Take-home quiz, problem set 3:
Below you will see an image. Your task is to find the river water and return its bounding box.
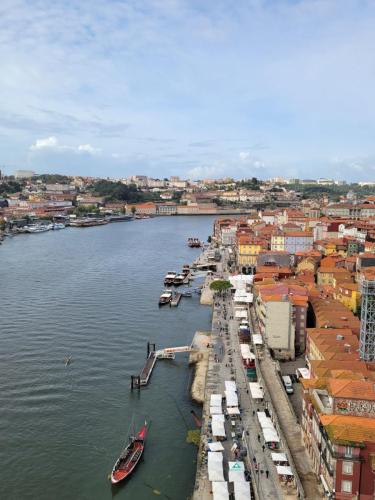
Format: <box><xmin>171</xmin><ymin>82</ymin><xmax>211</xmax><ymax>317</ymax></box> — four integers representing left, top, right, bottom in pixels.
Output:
<box><xmin>0</xmin><ymin>216</ymin><xmax>215</xmax><ymax>500</ymax></box>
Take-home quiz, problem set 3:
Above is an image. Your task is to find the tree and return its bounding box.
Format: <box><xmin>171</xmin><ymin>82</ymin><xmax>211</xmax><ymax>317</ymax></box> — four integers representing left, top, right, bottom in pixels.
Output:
<box><xmin>209</xmin><ymin>279</ymin><xmax>232</xmax><ymax>294</ymax></box>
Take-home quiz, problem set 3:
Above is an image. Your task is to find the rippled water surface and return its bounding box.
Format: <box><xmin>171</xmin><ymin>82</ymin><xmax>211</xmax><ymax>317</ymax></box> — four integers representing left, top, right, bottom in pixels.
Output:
<box><xmin>0</xmin><ymin>216</ymin><xmax>215</xmax><ymax>500</ymax></box>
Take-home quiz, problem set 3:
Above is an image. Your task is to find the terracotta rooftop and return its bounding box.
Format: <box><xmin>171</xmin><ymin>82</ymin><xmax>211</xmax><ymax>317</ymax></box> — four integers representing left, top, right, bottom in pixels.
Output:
<box><xmin>321</xmin><ymin>414</ymin><xmax>375</xmax><ymax>445</ymax></box>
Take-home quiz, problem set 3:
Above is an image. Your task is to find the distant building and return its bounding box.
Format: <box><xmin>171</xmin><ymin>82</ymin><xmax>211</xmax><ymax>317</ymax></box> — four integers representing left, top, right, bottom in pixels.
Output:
<box><xmin>14</xmin><ymin>169</ymin><xmax>35</xmax><ymax>179</ymax></box>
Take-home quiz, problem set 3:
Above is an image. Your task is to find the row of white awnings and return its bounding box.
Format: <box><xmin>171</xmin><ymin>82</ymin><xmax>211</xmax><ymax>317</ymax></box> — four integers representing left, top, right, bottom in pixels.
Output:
<box><xmin>249</xmin><ymin>382</ymin><xmax>264</xmax><ymax>400</ymax></box>
<box><xmin>240</xmin><ymin>344</ymin><xmax>256</xmax><ymax>361</ymax></box>
<box><xmin>257</xmin><ymin>411</ymin><xmax>280</xmax><ymax>443</ymax></box>
<box><xmin>212</xmin><ymin>481</ymin><xmax>252</xmax><ymax>500</ymax></box>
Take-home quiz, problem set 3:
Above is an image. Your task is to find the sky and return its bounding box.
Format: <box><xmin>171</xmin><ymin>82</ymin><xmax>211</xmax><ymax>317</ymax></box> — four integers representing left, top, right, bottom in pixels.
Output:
<box><xmin>1</xmin><ymin>0</ymin><xmax>375</xmax><ymax>181</ymax></box>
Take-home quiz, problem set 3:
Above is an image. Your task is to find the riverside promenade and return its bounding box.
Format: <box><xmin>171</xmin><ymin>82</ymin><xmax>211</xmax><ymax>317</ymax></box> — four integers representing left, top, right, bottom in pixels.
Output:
<box><xmin>192</xmin><ymin>247</ymin><xmax>284</xmax><ymax>500</ymax></box>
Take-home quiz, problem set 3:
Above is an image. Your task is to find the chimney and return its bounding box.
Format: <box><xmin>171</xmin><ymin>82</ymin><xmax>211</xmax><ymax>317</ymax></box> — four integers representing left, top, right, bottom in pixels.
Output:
<box><xmin>344</xmin><ymin>344</ymin><xmax>351</xmax><ymax>353</ymax></box>
<box><xmin>336</xmin><ymin>334</ymin><xmax>344</xmax><ymax>341</ymax></box>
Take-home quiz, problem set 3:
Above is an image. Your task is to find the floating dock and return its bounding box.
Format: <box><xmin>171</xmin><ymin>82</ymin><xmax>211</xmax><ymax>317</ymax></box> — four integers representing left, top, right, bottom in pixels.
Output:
<box><xmin>131</xmin><ymin>343</ymin><xmax>192</xmax><ymax>390</ymax></box>
<box><xmin>131</xmin><ymin>342</ymin><xmax>157</xmax><ymax>389</ymax></box>
<box><xmin>171</xmin><ymin>293</ymin><xmax>182</xmax><ymax>307</ymax></box>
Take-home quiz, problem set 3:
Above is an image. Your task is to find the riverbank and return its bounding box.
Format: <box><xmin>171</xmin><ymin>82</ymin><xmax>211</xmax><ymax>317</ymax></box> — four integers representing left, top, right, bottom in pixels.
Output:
<box><xmin>189</xmin><ymin>331</ymin><xmax>212</xmax><ymax>403</ymax></box>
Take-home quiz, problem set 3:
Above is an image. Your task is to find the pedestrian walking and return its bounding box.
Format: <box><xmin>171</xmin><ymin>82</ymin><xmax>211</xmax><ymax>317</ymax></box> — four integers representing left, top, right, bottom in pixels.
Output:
<box><xmin>252</xmin><ymin>457</ymin><xmax>256</xmax><ymax>464</ymax></box>
<box><xmin>252</xmin><ymin>410</ymin><xmax>255</xmax><ymax>416</ymax></box>
<box><xmin>260</xmin><ymin>469</ymin><xmax>264</xmax><ymax>475</ymax></box>
<box><xmin>262</xmin><ymin>444</ymin><xmax>265</xmax><ymax>452</ymax></box>
<box><xmin>266</xmin><ymin>470</ymin><xmax>269</xmax><ymax>478</ymax></box>
<box><xmin>257</xmin><ymin>434</ymin><xmax>260</xmax><ymax>442</ymax></box>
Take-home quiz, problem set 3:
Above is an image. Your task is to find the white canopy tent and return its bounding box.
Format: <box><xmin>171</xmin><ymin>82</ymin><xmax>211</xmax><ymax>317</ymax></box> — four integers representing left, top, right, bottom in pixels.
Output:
<box><xmin>208</xmin><ymin>452</ymin><xmax>225</xmax><ymax>481</ymax></box>
<box><xmin>228</xmin><ymin>462</ymin><xmax>246</xmax><ymax>482</ymax></box>
<box><xmin>233</xmin><ymin>481</ymin><xmax>252</xmax><ymax>500</ymax></box>
<box><xmin>210</xmin><ymin>406</ymin><xmax>223</xmax><ymax>415</ymax></box>
<box><xmin>208</xmin><ymin>442</ymin><xmax>224</xmax><ymax>452</ymax></box>
<box><xmin>240</xmin><ymin>344</ymin><xmax>255</xmax><ymax>361</ymax></box>
<box><xmin>249</xmin><ymin>382</ymin><xmax>264</xmax><ymax>400</ymax></box>
<box><xmin>211</xmin><ymin>394</ymin><xmax>223</xmax><ymax>406</ymax></box>
<box><xmin>252</xmin><ymin>334</ymin><xmax>263</xmax><ymax>345</ymax></box>
<box><xmin>235</xmin><ymin>309</ymin><xmax>248</xmax><ymax>320</ymax></box>
<box><xmin>229</xmin><ymin>274</ymin><xmax>254</xmax><ymax>290</ymax></box>
<box><xmin>225</xmin><ymin>391</ymin><xmax>239</xmax><ymax>407</ymax></box>
<box><xmin>212</xmin><ymin>481</ymin><xmax>229</xmax><ymax>500</ymax></box>
<box><xmin>225</xmin><ymin>381</ymin><xmax>237</xmax><ymax>392</ymax></box>
<box><xmin>271</xmin><ymin>452</ymin><xmax>288</xmax><ymax>463</ymax></box>
<box><xmin>212</xmin><ymin>414</ymin><xmax>226</xmax><ymax>438</ymax></box>
<box><xmin>226</xmin><ymin>407</ymin><xmax>240</xmax><ymax>415</ymax></box>
<box><xmin>263</xmin><ymin>427</ymin><xmax>280</xmax><ymax>443</ymax></box>
<box><xmin>233</xmin><ymin>290</ymin><xmax>253</xmax><ymax>304</ymax></box>
<box><xmin>276</xmin><ymin>465</ymin><xmax>294</xmax><ymax>476</ymax></box>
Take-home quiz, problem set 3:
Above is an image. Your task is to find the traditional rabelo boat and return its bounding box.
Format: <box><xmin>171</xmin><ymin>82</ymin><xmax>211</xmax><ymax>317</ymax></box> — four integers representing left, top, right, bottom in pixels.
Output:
<box><xmin>110</xmin><ymin>420</ymin><xmax>148</xmax><ymax>485</ymax></box>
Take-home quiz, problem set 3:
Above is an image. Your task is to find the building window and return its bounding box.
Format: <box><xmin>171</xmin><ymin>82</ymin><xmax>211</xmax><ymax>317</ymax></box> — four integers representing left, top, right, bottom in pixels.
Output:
<box><xmin>344</xmin><ymin>446</ymin><xmax>352</xmax><ymax>457</ymax></box>
<box><xmin>341</xmin><ymin>480</ymin><xmax>352</xmax><ymax>493</ymax></box>
<box><xmin>342</xmin><ymin>461</ymin><xmax>353</xmax><ymax>475</ymax></box>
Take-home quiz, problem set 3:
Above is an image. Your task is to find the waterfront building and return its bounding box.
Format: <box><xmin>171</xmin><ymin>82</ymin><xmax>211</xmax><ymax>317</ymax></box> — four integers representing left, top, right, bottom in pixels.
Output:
<box><xmin>128</xmin><ymin>202</ymin><xmax>157</xmax><ymax>215</ymax></box>
<box><xmin>301</xmin><ymin>376</ymin><xmax>375</xmax><ymax>499</ymax></box>
<box><xmin>156</xmin><ymin>202</ymin><xmax>177</xmax><ymax>215</ymax></box>
<box><xmin>236</xmin><ymin>235</ymin><xmax>265</xmax><ymax>269</ymax></box>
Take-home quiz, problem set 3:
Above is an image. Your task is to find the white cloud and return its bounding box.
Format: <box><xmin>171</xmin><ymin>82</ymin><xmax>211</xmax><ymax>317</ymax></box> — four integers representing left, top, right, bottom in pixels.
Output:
<box><xmin>30</xmin><ymin>136</ymin><xmax>101</xmax><ymax>155</ymax></box>
<box><xmin>30</xmin><ymin>136</ymin><xmax>59</xmax><ymax>150</ymax></box>
<box><xmin>239</xmin><ymin>151</ymin><xmax>250</xmax><ymax>161</ymax></box>
<box><xmin>77</xmin><ymin>144</ymin><xmax>101</xmax><ymax>154</ymax></box>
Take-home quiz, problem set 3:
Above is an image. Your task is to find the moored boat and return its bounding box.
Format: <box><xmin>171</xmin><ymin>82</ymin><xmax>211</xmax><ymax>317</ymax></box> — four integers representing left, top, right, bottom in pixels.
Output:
<box><xmin>24</xmin><ymin>224</ymin><xmax>51</xmax><ymax>233</ymax></box>
<box><xmin>182</xmin><ymin>264</ymin><xmax>190</xmax><ymax>276</ymax></box>
<box><xmin>111</xmin><ymin>421</ymin><xmax>148</xmax><ymax>485</ymax></box>
<box><xmin>159</xmin><ymin>290</ymin><xmax>172</xmax><ymax>305</ymax></box>
<box><xmin>107</xmin><ymin>215</ymin><xmax>134</xmax><ymax>222</ymax></box>
<box><xmin>164</xmin><ymin>272</ymin><xmax>177</xmax><ymax>286</ymax></box>
<box><xmin>187</xmin><ymin>237</ymin><xmax>202</xmax><ymax>248</ymax></box>
<box><xmin>52</xmin><ymin>222</ymin><xmax>66</xmax><ymax>230</ymax></box>
<box><xmin>173</xmin><ymin>274</ymin><xmax>185</xmax><ymax>286</ymax></box>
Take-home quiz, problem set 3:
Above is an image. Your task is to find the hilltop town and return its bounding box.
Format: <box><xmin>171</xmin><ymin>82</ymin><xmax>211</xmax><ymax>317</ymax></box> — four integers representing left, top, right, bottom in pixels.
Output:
<box><xmin>0</xmin><ymin>170</ymin><xmax>374</xmax><ymax>227</ymax></box>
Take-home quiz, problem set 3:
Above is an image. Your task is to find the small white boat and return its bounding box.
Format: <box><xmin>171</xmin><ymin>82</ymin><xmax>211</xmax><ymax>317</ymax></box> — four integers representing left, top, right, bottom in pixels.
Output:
<box><xmin>53</xmin><ymin>223</ymin><xmax>66</xmax><ymax>230</ymax></box>
<box><xmin>159</xmin><ymin>290</ymin><xmax>173</xmax><ymax>305</ymax></box>
<box><xmin>24</xmin><ymin>224</ymin><xmax>51</xmax><ymax>233</ymax></box>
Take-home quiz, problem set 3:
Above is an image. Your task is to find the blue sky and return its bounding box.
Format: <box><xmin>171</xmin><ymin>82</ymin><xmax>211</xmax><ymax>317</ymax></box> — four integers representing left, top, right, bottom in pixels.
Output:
<box><xmin>1</xmin><ymin>0</ymin><xmax>375</xmax><ymax>181</ymax></box>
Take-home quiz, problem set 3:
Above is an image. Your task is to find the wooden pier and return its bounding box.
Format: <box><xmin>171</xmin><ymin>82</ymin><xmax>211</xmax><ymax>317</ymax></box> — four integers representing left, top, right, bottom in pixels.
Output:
<box><xmin>131</xmin><ymin>342</ymin><xmax>157</xmax><ymax>390</ymax></box>
<box><xmin>170</xmin><ymin>292</ymin><xmax>182</xmax><ymax>307</ymax></box>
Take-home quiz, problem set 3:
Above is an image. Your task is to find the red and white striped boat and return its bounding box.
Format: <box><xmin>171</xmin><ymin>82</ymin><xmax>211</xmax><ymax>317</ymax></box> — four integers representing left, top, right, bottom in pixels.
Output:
<box><xmin>110</xmin><ymin>421</ymin><xmax>148</xmax><ymax>485</ymax></box>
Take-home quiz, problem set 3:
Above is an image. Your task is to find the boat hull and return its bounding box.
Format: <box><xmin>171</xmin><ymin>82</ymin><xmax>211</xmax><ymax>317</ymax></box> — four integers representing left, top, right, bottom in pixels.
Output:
<box><xmin>111</xmin><ymin>423</ymin><xmax>147</xmax><ymax>485</ymax></box>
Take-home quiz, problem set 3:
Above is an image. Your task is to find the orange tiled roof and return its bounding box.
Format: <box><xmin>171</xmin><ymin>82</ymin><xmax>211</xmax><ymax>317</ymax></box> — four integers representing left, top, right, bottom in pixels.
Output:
<box><xmin>328</xmin><ymin>379</ymin><xmax>375</xmax><ymax>400</ymax></box>
<box><xmin>321</xmin><ymin>414</ymin><xmax>375</xmax><ymax>445</ymax></box>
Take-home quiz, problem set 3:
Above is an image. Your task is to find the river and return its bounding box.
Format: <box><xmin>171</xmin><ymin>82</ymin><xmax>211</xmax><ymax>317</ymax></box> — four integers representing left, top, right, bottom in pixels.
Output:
<box><xmin>0</xmin><ymin>216</ymin><xmax>215</xmax><ymax>500</ymax></box>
